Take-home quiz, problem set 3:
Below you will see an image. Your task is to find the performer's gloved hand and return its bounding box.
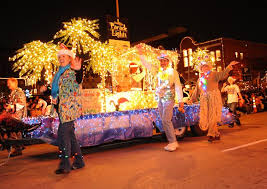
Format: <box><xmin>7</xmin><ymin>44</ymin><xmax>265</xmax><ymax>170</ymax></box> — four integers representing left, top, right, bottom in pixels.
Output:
<box><xmin>227</xmin><ymin>61</ymin><xmax>239</xmax><ymax>70</ymax></box>
<box><xmin>156</xmin><ymin>90</ymin><xmax>163</xmax><ymax>98</ymax></box>
<box><xmin>178</xmin><ymin>102</ymin><xmax>185</xmax><ymax>113</ymax></box>
<box><xmin>156</xmin><ymin>86</ymin><xmax>166</xmax><ymax>98</ymax></box>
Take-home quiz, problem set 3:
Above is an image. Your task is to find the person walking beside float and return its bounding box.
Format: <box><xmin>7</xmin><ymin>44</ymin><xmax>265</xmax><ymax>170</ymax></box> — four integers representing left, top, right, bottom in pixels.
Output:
<box><xmin>221</xmin><ymin>76</ymin><xmax>243</xmax><ymax>127</ymax></box>
<box><xmin>51</xmin><ymin>44</ymin><xmax>85</xmax><ymax>174</ymax></box>
<box><xmin>190</xmin><ymin>49</ymin><xmax>239</xmax><ymax>142</ymax></box>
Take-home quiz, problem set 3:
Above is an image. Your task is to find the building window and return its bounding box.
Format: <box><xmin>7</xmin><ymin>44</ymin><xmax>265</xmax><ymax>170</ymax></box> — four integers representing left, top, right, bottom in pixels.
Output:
<box><xmin>210</xmin><ymin>51</ymin><xmax>215</xmax><ymax>63</ymax></box>
<box><xmin>235</xmin><ymin>52</ymin><xmax>239</xmax><ymax>58</ymax></box>
<box><xmin>184</xmin><ymin>57</ymin><xmax>188</xmax><ymax>67</ymax></box>
<box><xmin>216</xmin><ymin>50</ymin><xmax>221</xmax><ymax>61</ymax></box>
<box><xmin>189</xmin><ymin>56</ymin><xmax>193</xmax><ymax>67</ymax></box>
<box><xmin>188</xmin><ymin>48</ymin><xmax>192</xmax><ymax>55</ymax></box>
<box><xmin>183</xmin><ymin>49</ymin><xmax>188</xmax><ymax>57</ymax></box>
<box><xmin>188</xmin><ymin>48</ymin><xmax>193</xmax><ymax>66</ymax></box>
<box><xmin>240</xmin><ymin>53</ymin><xmax>243</xmax><ymax>60</ymax></box>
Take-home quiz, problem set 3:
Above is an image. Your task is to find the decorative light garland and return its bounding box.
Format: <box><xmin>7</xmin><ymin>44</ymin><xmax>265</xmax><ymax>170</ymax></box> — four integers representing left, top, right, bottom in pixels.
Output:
<box><xmin>9</xmin><ymin>17</ymin><xmax>180</xmax><ymax>112</ymax></box>
<box><xmin>199</xmin><ymin>71</ymin><xmax>211</xmax><ymax>91</ymax></box>
<box><xmin>23</xmin><ymin>104</ymin><xmax>234</xmax><ymax>147</ymax></box>
<box><xmin>9</xmin><ymin>41</ymin><xmax>59</xmax><ymax>85</ymax></box>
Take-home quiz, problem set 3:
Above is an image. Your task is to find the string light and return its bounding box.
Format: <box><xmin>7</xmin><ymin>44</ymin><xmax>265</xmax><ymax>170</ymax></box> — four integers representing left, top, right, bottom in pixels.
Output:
<box><xmin>9</xmin><ymin>41</ymin><xmax>59</xmax><ymax>85</ymax></box>
<box><xmin>105</xmin><ymin>91</ymin><xmax>158</xmax><ymax>112</ymax></box>
<box><xmin>191</xmin><ymin>48</ymin><xmax>214</xmax><ymax>72</ymax></box>
<box><xmin>24</xmin><ymin>105</ymin><xmax>234</xmax><ymax>147</ymax></box>
<box><xmin>9</xmin><ymin>17</ymin><xmax>180</xmax><ymax>112</ymax></box>
<box><xmin>199</xmin><ymin>71</ymin><xmax>211</xmax><ymax>91</ymax></box>
<box><xmin>54</xmin><ymin>17</ymin><xmax>118</xmax><ymax>78</ymax></box>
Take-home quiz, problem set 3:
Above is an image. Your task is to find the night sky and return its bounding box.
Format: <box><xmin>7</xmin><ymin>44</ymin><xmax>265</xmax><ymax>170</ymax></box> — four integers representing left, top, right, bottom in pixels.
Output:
<box><xmin>1</xmin><ymin>0</ymin><xmax>267</xmax><ymax>77</ymax></box>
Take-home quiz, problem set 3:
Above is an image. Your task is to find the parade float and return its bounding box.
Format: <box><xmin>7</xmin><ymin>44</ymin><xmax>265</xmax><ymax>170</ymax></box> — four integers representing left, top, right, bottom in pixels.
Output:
<box><xmin>5</xmin><ymin>18</ymin><xmax>234</xmax><ymax>148</ymax></box>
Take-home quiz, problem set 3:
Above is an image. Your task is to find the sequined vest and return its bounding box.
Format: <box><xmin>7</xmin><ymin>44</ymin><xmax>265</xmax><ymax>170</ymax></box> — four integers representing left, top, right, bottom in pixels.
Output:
<box><xmin>155</xmin><ymin>79</ymin><xmax>175</xmax><ymax>103</ymax></box>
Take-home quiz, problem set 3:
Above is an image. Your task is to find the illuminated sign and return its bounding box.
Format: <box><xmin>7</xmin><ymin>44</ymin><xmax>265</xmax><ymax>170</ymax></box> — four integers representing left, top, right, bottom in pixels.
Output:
<box><xmin>106</xmin><ymin>15</ymin><xmax>129</xmax><ymax>41</ymax></box>
<box><xmin>109</xmin><ymin>19</ymin><xmax>128</xmax><ymax>39</ymax></box>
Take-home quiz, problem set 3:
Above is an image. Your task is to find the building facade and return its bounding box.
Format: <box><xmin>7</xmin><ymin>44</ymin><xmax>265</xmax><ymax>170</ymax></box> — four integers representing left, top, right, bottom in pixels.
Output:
<box><xmin>179</xmin><ymin>36</ymin><xmax>267</xmax><ymax>86</ymax></box>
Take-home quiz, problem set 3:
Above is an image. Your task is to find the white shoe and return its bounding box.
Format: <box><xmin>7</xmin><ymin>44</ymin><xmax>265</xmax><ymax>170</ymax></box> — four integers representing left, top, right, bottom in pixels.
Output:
<box><xmin>164</xmin><ymin>142</ymin><xmax>179</xmax><ymax>152</ymax></box>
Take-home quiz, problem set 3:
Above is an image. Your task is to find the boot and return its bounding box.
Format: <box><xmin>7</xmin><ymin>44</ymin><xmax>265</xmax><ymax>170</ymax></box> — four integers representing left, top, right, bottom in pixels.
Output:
<box><xmin>208</xmin><ymin>136</ymin><xmax>215</xmax><ymax>142</ymax></box>
<box><xmin>10</xmin><ymin>149</ymin><xmax>22</xmax><ymax>157</ymax></box>
<box><xmin>236</xmin><ymin>118</ymin><xmax>241</xmax><ymax>126</ymax></box>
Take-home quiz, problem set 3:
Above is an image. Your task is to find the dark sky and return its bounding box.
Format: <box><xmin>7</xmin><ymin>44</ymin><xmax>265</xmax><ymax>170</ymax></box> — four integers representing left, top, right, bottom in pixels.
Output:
<box><xmin>1</xmin><ymin>0</ymin><xmax>267</xmax><ymax>77</ymax></box>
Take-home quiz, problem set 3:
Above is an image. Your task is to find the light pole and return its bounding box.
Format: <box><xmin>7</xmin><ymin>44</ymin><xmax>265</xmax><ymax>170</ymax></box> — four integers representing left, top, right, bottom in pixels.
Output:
<box><xmin>116</xmin><ymin>0</ymin><xmax>120</xmax><ymax>19</ymax></box>
<box><xmin>179</xmin><ymin>36</ymin><xmax>197</xmax><ymax>86</ymax></box>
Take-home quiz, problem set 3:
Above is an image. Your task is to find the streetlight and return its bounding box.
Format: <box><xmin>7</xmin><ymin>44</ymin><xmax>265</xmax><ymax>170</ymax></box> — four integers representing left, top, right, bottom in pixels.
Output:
<box><xmin>131</xmin><ymin>26</ymin><xmax>187</xmax><ymax>46</ymax></box>
<box><xmin>179</xmin><ymin>36</ymin><xmax>197</xmax><ymax>86</ymax></box>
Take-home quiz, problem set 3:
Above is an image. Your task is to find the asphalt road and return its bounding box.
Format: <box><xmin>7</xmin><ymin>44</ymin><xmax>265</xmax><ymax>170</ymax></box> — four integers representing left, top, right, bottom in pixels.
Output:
<box><xmin>0</xmin><ymin>112</ymin><xmax>267</xmax><ymax>189</ymax></box>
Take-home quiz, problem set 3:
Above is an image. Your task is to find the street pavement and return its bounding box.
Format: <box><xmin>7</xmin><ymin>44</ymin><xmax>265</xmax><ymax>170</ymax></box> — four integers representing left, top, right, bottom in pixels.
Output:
<box><xmin>0</xmin><ymin>112</ymin><xmax>267</xmax><ymax>189</ymax></box>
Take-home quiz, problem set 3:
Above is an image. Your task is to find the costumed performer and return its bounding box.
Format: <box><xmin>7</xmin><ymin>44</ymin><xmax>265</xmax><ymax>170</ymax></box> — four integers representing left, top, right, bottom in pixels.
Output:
<box><xmin>51</xmin><ymin>44</ymin><xmax>85</xmax><ymax>174</ymax></box>
<box><xmin>191</xmin><ymin>56</ymin><xmax>239</xmax><ymax>142</ymax></box>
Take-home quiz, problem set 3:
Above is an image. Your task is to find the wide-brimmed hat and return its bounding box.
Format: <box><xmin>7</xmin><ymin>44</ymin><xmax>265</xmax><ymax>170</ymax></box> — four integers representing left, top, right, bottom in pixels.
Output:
<box><xmin>57</xmin><ymin>44</ymin><xmax>75</xmax><ymax>59</ymax></box>
<box><xmin>157</xmin><ymin>53</ymin><xmax>170</xmax><ymax>61</ymax></box>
